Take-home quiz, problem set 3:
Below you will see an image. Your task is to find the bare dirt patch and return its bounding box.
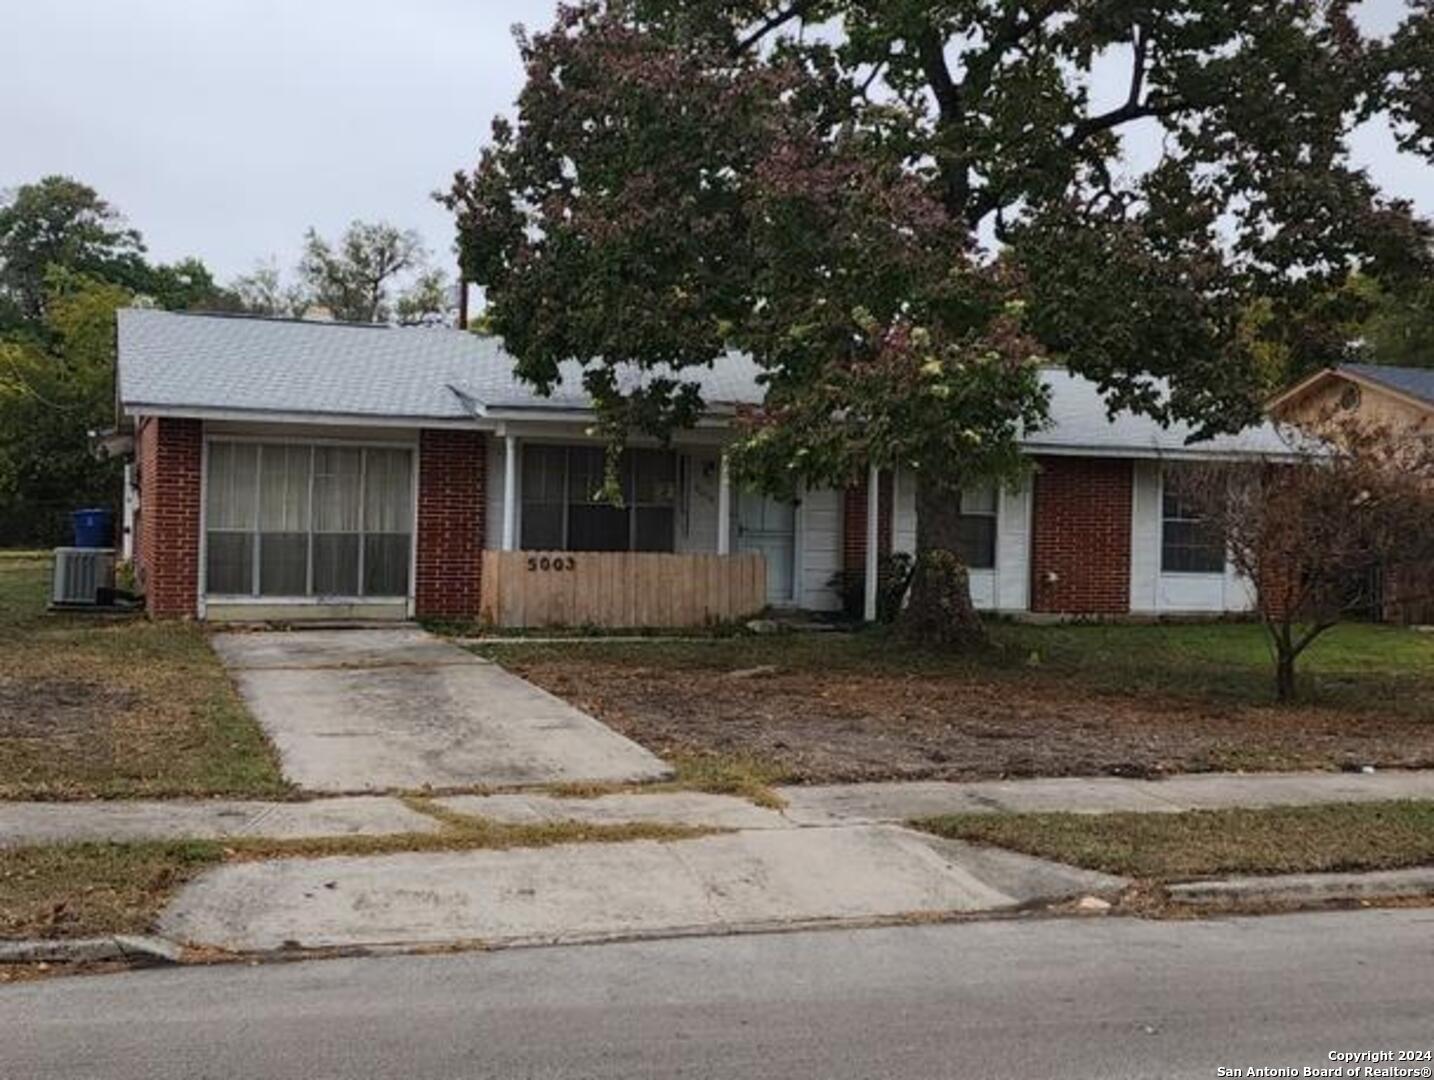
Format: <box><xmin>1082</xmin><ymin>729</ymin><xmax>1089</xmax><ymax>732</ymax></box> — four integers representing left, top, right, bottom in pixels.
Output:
<box><xmin>0</xmin><ymin>560</ymin><xmax>288</xmax><ymax>799</ymax></box>
<box><xmin>505</xmin><ymin>660</ymin><xmax>1434</xmax><ymax>783</ymax></box>
<box><xmin>0</xmin><ymin>678</ymin><xmax>139</xmax><ymax>740</ymax></box>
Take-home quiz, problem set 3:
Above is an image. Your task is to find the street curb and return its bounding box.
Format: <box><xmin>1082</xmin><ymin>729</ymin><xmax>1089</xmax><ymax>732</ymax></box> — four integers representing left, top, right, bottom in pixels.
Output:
<box><xmin>0</xmin><ymin>935</ymin><xmax>183</xmax><ymax>966</ymax></box>
<box><xmin>1168</xmin><ymin>867</ymin><xmax>1434</xmax><ymax>907</ymax></box>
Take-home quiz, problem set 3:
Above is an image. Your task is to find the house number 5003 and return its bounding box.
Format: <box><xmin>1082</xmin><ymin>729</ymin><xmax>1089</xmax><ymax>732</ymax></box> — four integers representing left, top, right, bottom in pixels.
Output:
<box><xmin>526</xmin><ymin>556</ymin><xmax>577</xmax><ymax>572</ymax></box>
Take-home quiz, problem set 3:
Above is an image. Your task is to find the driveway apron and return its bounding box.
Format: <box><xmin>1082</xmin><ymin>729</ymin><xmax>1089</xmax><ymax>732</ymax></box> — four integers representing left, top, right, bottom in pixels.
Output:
<box><xmin>210</xmin><ymin>629</ymin><xmax>671</xmax><ymax>792</ymax></box>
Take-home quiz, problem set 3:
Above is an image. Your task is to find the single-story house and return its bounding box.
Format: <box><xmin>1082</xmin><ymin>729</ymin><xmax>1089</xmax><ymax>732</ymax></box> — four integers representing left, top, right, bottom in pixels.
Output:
<box><xmin>114</xmin><ymin>308</ymin><xmax>1286</xmax><ymax>625</ymax></box>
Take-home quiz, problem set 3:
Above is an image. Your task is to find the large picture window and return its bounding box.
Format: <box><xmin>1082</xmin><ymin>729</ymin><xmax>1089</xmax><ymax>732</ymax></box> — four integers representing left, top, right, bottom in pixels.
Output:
<box><xmin>520</xmin><ymin>446</ymin><xmax>677</xmax><ymax>552</ymax></box>
<box><xmin>206</xmin><ymin>442</ymin><xmax>413</xmax><ymax>598</ymax></box>
<box><xmin>1161</xmin><ymin>466</ymin><xmax>1225</xmax><ymax>574</ymax></box>
<box><xmin>957</xmin><ymin>484</ymin><xmax>998</xmax><ymax>570</ymax></box>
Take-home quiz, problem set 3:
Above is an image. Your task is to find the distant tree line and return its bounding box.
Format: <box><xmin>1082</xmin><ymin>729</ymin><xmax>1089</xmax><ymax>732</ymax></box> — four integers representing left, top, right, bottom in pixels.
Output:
<box><xmin>0</xmin><ymin>174</ymin><xmax>455</xmax><ymax>547</ymax></box>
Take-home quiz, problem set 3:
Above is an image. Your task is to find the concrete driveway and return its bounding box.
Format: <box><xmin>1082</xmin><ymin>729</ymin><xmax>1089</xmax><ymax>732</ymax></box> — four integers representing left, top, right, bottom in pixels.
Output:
<box><xmin>210</xmin><ymin>629</ymin><xmax>671</xmax><ymax>792</ymax></box>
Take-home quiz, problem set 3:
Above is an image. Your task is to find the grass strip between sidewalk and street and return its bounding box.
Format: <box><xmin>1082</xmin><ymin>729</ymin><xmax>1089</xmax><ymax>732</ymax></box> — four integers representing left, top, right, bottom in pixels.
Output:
<box><xmin>914</xmin><ymin>800</ymin><xmax>1434</xmax><ymax>882</ymax></box>
<box><xmin>0</xmin><ymin>802</ymin><xmax>715</xmax><ymax>942</ymax></box>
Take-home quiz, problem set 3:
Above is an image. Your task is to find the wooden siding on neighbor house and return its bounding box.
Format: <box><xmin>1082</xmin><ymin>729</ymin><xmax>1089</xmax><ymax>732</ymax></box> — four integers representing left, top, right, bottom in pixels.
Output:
<box><xmin>479</xmin><ymin>551</ymin><xmax>768</xmax><ymax>629</ymax></box>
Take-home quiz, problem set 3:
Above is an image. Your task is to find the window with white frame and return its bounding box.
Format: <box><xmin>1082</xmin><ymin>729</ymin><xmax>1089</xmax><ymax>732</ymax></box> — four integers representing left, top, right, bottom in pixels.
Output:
<box><xmin>1160</xmin><ymin>465</ymin><xmax>1225</xmax><ymax>574</ymax></box>
<box><xmin>205</xmin><ymin>442</ymin><xmax>413</xmax><ymax>597</ymax></box>
<box><xmin>957</xmin><ymin>484</ymin><xmax>998</xmax><ymax>569</ymax></box>
<box><xmin>520</xmin><ymin>445</ymin><xmax>677</xmax><ymax>552</ymax></box>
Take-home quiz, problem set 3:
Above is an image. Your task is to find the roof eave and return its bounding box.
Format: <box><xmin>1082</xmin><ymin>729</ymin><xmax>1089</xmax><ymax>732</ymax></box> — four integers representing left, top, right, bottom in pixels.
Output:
<box><xmin>123</xmin><ymin>403</ymin><xmax>479</xmax><ymax>430</ymax></box>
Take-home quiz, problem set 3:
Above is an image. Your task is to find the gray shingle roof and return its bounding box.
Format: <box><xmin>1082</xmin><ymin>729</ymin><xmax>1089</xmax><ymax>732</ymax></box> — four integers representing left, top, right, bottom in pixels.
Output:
<box><xmin>1344</xmin><ymin>363</ymin><xmax>1434</xmax><ymax>407</ymax></box>
<box><xmin>117</xmin><ymin>308</ymin><xmax>1287</xmax><ymax>456</ymax></box>
<box><xmin>117</xmin><ymin>308</ymin><xmax>763</xmax><ymax>420</ymax></box>
<box><xmin>1029</xmin><ymin>368</ymin><xmax>1289</xmax><ymax>457</ymax></box>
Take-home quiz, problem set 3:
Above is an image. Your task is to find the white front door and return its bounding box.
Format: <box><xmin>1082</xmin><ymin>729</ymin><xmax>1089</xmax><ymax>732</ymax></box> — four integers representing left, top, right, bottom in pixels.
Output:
<box><xmin>737</xmin><ymin>491</ymin><xmax>796</xmax><ymax>604</ymax></box>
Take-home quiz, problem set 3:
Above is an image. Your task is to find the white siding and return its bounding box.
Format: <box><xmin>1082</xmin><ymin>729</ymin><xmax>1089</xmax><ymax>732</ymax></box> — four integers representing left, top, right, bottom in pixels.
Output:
<box><xmin>1129</xmin><ymin>460</ymin><xmax>1161</xmax><ymax>612</ymax></box>
<box><xmin>1130</xmin><ymin>459</ymin><xmax>1255</xmax><ymax>614</ymax></box>
<box><xmin>677</xmin><ymin>450</ymin><xmax>721</xmax><ymax>553</ymax></box>
<box><xmin>798</xmin><ymin>486</ymin><xmax>843</xmax><ymax>611</ymax></box>
<box><xmin>884</xmin><ymin>471</ymin><xmax>1029</xmax><ymax>612</ymax></box>
<box><xmin>991</xmin><ymin>481</ymin><xmax>1032</xmax><ymax>612</ymax></box>
<box><xmin>892</xmin><ymin>468</ymin><xmax>917</xmax><ymax>555</ymax></box>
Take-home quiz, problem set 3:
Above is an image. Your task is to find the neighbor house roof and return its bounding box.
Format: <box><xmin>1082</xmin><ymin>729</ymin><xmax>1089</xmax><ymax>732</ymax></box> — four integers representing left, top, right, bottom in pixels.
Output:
<box><xmin>1341</xmin><ymin>364</ymin><xmax>1434</xmax><ymax>407</ymax></box>
<box><xmin>1268</xmin><ymin>362</ymin><xmax>1434</xmax><ymax>417</ymax></box>
<box><xmin>116</xmin><ymin>308</ymin><xmax>1288</xmax><ymax>457</ymax></box>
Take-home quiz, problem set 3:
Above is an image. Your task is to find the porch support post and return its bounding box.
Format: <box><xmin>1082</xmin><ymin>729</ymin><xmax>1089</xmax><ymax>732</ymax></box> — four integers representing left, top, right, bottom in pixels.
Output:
<box><xmin>864</xmin><ymin>463</ymin><xmax>880</xmax><ymax>623</ymax></box>
<box><xmin>502</xmin><ymin>434</ymin><xmax>518</xmax><ymax>551</ymax></box>
<box><xmin>716</xmin><ymin>454</ymin><xmax>732</xmax><ymax>556</ymax></box>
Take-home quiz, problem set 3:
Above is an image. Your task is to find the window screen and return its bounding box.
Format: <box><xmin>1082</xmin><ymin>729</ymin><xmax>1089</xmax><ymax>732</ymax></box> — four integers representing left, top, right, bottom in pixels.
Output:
<box><xmin>204</xmin><ymin>442</ymin><xmax>412</xmax><ymax>598</ymax></box>
<box><xmin>259</xmin><ymin>444</ymin><xmax>310</xmax><ymax>596</ymax></box>
<box><xmin>205</xmin><ymin>442</ymin><xmax>258</xmax><ymax>595</ymax></box>
<box><xmin>521</xmin><ymin>444</ymin><xmax>567</xmax><ymax>550</ymax></box>
<box><xmin>518</xmin><ymin>445</ymin><xmax>676</xmax><ymax>553</ymax></box>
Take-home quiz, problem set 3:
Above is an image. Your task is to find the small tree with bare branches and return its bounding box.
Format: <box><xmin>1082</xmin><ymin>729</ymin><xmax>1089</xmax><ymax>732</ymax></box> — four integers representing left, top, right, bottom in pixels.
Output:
<box><xmin>1177</xmin><ymin>419</ymin><xmax>1434</xmax><ymax>702</ymax></box>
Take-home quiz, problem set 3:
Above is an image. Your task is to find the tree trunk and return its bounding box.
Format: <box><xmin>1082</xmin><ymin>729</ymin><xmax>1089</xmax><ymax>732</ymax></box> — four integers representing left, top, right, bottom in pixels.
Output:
<box><xmin>899</xmin><ymin>473</ymin><xmax>986</xmax><ymax>647</ymax></box>
<box><xmin>1274</xmin><ymin>648</ymin><xmax>1297</xmax><ymax>703</ymax></box>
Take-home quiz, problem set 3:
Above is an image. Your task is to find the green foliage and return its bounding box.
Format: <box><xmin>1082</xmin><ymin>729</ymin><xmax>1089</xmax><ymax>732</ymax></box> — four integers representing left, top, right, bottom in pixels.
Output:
<box><xmin>0</xmin><ymin>272</ymin><xmax>129</xmax><ymax>545</ymax></box>
<box><xmin>296</xmin><ymin>220</ymin><xmax>449</xmax><ymax>324</ymax></box>
<box><xmin>0</xmin><ymin>175</ymin><xmax>234</xmax><ymax>545</ymax></box>
<box><xmin>829</xmin><ymin>552</ymin><xmax>914</xmax><ymax>623</ymax></box>
<box><xmin>0</xmin><ymin>176</ymin><xmax>146</xmax><ymax>327</ymax></box>
<box><xmin>451</xmin><ymin>0</ymin><xmax>1432</xmax><ymax>456</ymax></box>
<box><xmin>448</xmin><ymin>2</ymin><xmax>1432</xmax><ymax>628</ymax></box>
<box><xmin>1356</xmin><ymin>273</ymin><xmax>1434</xmax><ymax>368</ymax></box>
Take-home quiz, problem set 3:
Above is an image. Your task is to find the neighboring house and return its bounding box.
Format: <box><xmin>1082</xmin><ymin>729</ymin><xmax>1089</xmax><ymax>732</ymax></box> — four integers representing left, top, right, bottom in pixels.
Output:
<box><xmin>1269</xmin><ymin>363</ymin><xmax>1434</xmax><ymax>625</ymax></box>
<box><xmin>1268</xmin><ymin>363</ymin><xmax>1434</xmax><ymax>434</ymax></box>
<box><xmin>114</xmin><ymin>309</ymin><xmax>1285</xmax><ymax>626</ymax></box>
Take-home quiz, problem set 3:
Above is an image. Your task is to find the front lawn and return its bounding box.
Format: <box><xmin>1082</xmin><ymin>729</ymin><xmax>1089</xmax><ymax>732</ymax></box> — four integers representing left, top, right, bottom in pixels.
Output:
<box><xmin>915</xmin><ymin>801</ymin><xmax>1434</xmax><ymax>881</ymax></box>
<box><xmin>472</xmin><ymin>621</ymin><xmax>1434</xmax><ymax>783</ymax></box>
<box><xmin>0</xmin><ymin>556</ymin><xmax>288</xmax><ymax>799</ymax></box>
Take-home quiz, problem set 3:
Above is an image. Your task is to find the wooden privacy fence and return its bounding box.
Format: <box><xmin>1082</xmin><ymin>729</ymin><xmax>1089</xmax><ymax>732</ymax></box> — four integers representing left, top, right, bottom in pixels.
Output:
<box><xmin>479</xmin><ymin>551</ymin><xmax>768</xmax><ymax>629</ymax></box>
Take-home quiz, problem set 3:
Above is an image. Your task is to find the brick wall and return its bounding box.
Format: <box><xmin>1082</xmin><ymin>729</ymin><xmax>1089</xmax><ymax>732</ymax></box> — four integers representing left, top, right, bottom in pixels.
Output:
<box><xmin>136</xmin><ymin>416</ymin><xmax>203</xmax><ymax>618</ymax></box>
<box><xmin>1029</xmin><ymin>455</ymin><xmax>1132</xmax><ymax>615</ymax></box>
<box><xmin>842</xmin><ymin>471</ymin><xmax>894</xmax><ymax>572</ymax></box>
<box><xmin>415</xmin><ymin>429</ymin><xmax>486</xmax><ymax>619</ymax></box>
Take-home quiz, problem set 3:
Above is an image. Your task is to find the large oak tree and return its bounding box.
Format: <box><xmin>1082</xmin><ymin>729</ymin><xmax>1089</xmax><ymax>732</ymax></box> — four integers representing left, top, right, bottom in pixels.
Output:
<box><xmin>447</xmin><ymin>0</ymin><xmax>1433</xmax><ymax>640</ymax></box>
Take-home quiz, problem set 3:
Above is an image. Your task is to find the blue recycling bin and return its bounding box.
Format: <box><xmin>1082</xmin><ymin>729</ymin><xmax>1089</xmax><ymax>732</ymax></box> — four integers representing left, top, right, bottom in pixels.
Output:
<box><xmin>71</xmin><ymin>508</ymin><xmax>113</xmax><ymax>549</ymax></box>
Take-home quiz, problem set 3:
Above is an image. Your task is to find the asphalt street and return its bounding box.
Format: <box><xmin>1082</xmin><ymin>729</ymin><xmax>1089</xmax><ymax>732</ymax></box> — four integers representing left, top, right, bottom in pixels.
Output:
<box><xmin>5</xmin><ymin>910</ymin><xmax>1434</xmax><ymax>1080</ymax></box>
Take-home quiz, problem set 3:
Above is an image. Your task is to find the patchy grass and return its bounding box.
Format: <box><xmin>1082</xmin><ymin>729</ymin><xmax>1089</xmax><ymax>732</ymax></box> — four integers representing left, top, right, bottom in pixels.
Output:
<box><xmin>665</xmin><ymin>752</ymin><xmax>789</xmax><ymax>809</ymax></box>
<box><xmin>472</xmin><ymin>620</ymin><xmax>1434</xmax><ymax>711</ymax></box>
<box><xmin>0</xmin><ymin>558</ymin><xmax>288</xmax><ymax>800</ymax></box>
<box><xmin>535</xmin><ymin>753</ymin><xmax>789</xmax><ymax>808</ymax></box>
<box><xmin>0</xmin><ymin>803</ymin><xmax>715</xmax><ymax>941</ymax></box>
<box><xmin>471</xmin><ymin>623</ymin><xmax>1434</xmax><ymax>784</ymax></box>
<box><xmin>0</xmin><ymin>839</ymin><xmax>225</xmax><ymax>940</ymax></box>
<box><xmin>915</xmin><ymin>801</ymin><xmax>1434</xmax><ymax>882</ymax></box>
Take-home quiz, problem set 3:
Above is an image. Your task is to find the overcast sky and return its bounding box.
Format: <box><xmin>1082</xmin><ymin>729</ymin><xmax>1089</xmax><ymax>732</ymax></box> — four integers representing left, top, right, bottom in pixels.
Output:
<box><xmin>2</xmin><ymin>0</ymin><xmax>1428</xmax><ymax>285</ymax></box>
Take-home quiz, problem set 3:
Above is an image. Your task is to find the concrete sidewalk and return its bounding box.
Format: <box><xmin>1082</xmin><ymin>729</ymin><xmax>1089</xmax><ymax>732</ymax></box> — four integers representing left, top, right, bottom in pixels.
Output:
<box><xmin>776</xmin><ymin>768</ymin><xmax>1434</xmax><ymax>824</ymax></box>
<box><xmin>0</xmin><ymin>797</ymin><xmax>443</xmax><ymax>849</ymax></box>
<box><xmin>4</xmin><ymin>770</ymin><xmax>1433</xmax><ymax>849</ymax></box>
<box><xmin>157</xmin><ymin>826</ymin><xmax>1125</xmax><ymax>952</ymax></box>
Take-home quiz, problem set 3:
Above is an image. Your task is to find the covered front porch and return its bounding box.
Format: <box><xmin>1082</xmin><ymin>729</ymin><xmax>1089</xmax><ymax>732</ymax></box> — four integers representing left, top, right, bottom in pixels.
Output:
<box><xmin>480</xmin><ymin>428</ymin><xmax>845</xmax><ymax>628</ymax></box>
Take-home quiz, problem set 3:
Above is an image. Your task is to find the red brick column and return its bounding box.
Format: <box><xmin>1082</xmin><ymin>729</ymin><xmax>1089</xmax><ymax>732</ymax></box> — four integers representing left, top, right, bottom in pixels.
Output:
<box><xmin>1029</xmin><ymin>456</ymin><xmax>1132</xmax><ymax>615</ymax></box>
<box><xmin>842</xmin><ymin>471</ymin><xmax>894</xmax><ymax>572</ymax></box>
<box><xmin>415</xmin><ymin>429</ymin><xmax>485</xmax><ymax>619</ymax></box>
<box><xmin>136</xmin><ymin>416</ymin><xmax>202</xmax><ymax>619</ymax></box>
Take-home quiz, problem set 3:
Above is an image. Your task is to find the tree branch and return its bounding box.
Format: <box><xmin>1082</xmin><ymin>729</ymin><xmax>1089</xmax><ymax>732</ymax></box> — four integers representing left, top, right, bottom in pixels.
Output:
<box><xmin>1061</xmin><ymin>24</ymin><xmax>1188</xmax><ymax>153</ymax></box>
<box><xmin>734</xmin><ymin>1</ymin><xmax>813</xmax><ymax>53</ymax></box>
